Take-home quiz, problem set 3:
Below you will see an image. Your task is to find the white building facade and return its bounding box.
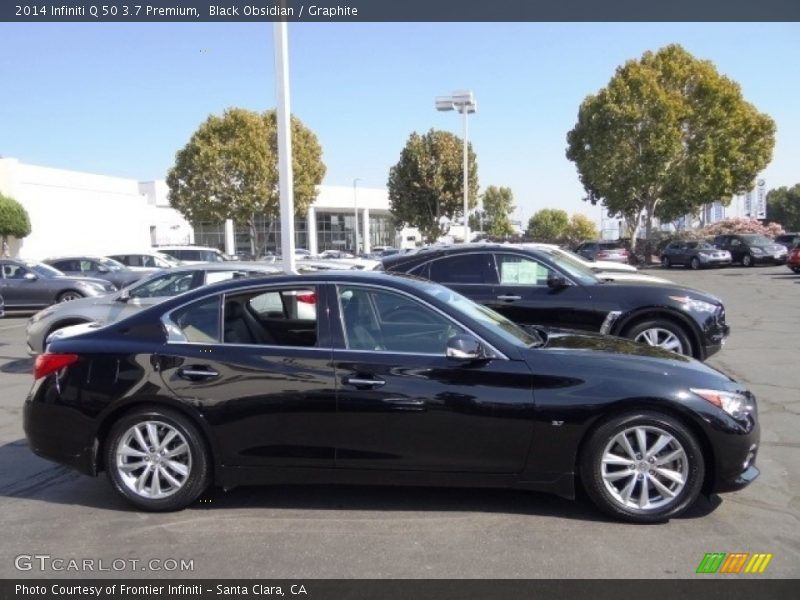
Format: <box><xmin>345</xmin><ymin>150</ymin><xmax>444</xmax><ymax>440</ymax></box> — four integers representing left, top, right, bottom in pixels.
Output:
<box><xmin>0</xmin><ymin>157</ymin><xmax>417</xmax><ymax>260</ymax></box>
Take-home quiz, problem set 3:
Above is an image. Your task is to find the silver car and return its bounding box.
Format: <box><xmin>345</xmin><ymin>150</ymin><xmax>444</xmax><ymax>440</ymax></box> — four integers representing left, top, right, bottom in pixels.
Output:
<box><xmin>26</xmin><ymin>263</ymin><xmax>281</xmax><ymax>354</ymax></box>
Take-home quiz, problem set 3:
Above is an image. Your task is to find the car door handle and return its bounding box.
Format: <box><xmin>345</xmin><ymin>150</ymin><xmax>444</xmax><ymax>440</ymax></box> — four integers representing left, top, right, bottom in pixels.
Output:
<box><xmin>497</xmin><ymin>295</ymin><xmax>522</xmax><ymax>301</ymax></box>
<box><xmin>177</xmin><ymin>366</ymin><xmax>220</xmax><ymax>381</ymax></box>
<box><xmin>343</xmin><ymin>376</ymin><xmax>386</xmax><ymax>388</ymax></box>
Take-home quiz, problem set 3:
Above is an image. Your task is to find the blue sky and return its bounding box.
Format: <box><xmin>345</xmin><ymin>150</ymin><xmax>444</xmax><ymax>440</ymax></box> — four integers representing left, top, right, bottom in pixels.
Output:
<box><xmin>1</xmin><ymin>22</ymin><xmax>798</xmax><ymax>225</ymax></box>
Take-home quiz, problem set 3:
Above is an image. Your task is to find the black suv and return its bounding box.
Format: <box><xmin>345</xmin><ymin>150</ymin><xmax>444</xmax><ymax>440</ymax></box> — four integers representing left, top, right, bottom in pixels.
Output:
<box><xmin>382</xmin><ymin>244</ymin><xmax>729</xmax><ymax>360</ymax></box>
<box><xmin>711</xmin><ymin>234</ymin><xmax>788</xmax><ymax>267</ymax></box>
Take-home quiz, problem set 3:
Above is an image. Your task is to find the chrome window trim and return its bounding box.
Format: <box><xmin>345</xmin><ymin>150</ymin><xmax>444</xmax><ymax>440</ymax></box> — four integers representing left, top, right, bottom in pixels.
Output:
<box><xmin>334</xmin><ymin>282</ymin><xmax>508</xmax><ymax>361</ymax></box>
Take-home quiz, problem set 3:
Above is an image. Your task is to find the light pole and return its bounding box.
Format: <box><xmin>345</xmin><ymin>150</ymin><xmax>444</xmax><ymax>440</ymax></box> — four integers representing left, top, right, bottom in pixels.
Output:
<box><xmin>436</xmin><ymin>90</ymin><xmax>477</xmax><ymax>243</ymax></box>
<box><xmin>353</xmin><ymin>178</ymin><xmax>361</xmax><ymax>255</ymax></box>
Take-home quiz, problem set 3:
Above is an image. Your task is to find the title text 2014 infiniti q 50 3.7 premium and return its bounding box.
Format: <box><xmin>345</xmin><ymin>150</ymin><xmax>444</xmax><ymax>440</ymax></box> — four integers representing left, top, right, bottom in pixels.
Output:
<box><xmin>24</xmin><ymin>272</ymin><xmax>759</xmax><ymax>523</ymax></box>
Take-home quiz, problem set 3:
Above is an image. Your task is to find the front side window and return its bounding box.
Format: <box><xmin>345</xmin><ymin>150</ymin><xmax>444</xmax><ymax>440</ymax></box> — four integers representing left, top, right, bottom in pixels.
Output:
<box><xmin>129</xmin><ymin>271</ymin><xmax>197</xmax><ymax>299</ymax></box>
<box><xmin>338</xmin><ymin>285</ymin><xmax>465</xmax><ymax>354</ymax></box>
<box><xmin>2</xmin><ymin>263</ymin><xmax>29</xmax><ymax>279</ymax></box>
<box><xmin>494</xmin><ymin>254</ymin><xmax>553</xmax><ymax>286</ymax></box>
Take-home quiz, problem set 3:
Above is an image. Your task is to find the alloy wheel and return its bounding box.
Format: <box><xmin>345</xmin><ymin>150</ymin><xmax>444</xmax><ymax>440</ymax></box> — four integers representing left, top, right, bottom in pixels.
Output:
<box><xmin>58</xmin><ymin>292</ymin><xmax>83</xmax><ymax>302</ymax></box>
<box><xmin>634</xmin><ymin>327</ymin><xmax>684</xmax><ymax>353</ymax></box>
<box><xmin>600</xmin><ymin>425</ymin><xmax>689</xmax><ymax>511</ymax></box>
<box><xmin>115</xmin><ymin>420</ymin><xmax>192</xmax><ymax>499</ymax></box>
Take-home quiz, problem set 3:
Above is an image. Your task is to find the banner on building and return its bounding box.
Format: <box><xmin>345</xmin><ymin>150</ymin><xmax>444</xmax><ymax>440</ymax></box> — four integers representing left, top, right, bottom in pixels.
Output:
<box><xmin>756</xmin><ymin>179</ymin><xmax>766</xmax><ymax>219</ymax></box>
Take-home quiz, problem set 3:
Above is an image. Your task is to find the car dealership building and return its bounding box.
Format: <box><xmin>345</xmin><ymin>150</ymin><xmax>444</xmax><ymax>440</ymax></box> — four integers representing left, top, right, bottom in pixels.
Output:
<box><xmin>0</xmin><ymin>157</ymin><xmax>412</xmax><ymax>260</ymax></box>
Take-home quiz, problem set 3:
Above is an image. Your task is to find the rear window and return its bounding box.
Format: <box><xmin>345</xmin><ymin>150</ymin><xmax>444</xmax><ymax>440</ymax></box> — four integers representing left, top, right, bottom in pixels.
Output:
<box><xmin>598</xmin><ymin>242</ymin><xmax>625</xmax><ymax>249</ymax></box>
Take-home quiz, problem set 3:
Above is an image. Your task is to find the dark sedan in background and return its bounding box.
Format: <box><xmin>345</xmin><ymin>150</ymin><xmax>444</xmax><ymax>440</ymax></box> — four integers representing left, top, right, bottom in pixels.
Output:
<box><xmin>712</xmin><ymin>234</ymin><xmax>788</xmax><ymax>267</ymax></box>
<box><xmin>25</xmin><ymin>271</ymin><xmax>759</xmax><ymax>522</ymax></box>
<box><xmin>45</xmin><ymin>256</ymin><xmax>147</xmax><ymax>289</ymax></box>
<box><xmin>574</xmin><ymin>240</ymin><xmax>630</xmax><ymax>264</ymax></box>
<box><xmin>0</xmin><ymin>259</ymin><xmax>116</xmax><ymax>310</ymax></box>
<box><xmin>382</xmin><ymin>244</ymin><xmax>729</xmax><ymax>360</ymax></box>
<box><xmin>660</xmin><ymin>240</ymin><xmax>732</xmax><ymax>269</ymax></box>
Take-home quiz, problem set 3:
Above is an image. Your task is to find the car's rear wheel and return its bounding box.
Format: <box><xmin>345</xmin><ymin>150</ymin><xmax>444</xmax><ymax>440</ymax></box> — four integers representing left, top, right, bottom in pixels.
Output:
<box><xmin>661</xmin><ymin>256</ymin><xmax>671</xmax><ymax>268</ymax></box>
<box><xmin>625</xmin><ymin>319</ymin><xmax>693</xmax><ymax>356</ymax></box>
<box><xmin>742</xmin><ymin>254</ymin><xmax>754</xmax><ymax>267</ymax></box>
<box><xmin>57</xmin><ymin>290</ymin><xmax>84</xmax><ymax>302</ymax></box>
<box><xmin>690</xmin><ymin>257</ymin><xmax>701</xmax><ymax>270</ymax></box>
<box><xmin>105</xmin><ymin>407</ymin><xmax>210</xmax><ymax>511</ymax></box>
<box><xmin>580</xmin><ymin>411</ymin><xmax>704</xmax><ymax>523</ymax></box>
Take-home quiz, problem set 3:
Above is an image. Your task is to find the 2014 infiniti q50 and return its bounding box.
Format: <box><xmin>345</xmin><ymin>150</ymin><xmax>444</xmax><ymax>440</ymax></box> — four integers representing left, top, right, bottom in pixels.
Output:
<box><xmin>24</xmin><ymin>272</ymin><xmax>759</xmax><ymax>523</ymax></box>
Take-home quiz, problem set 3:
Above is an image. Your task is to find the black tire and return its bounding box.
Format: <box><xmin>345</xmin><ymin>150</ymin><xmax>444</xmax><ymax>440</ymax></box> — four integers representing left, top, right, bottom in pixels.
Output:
<box><xmin>742</xmin><ymin>254</ymin><xmax>754</xmax><ymax>267</ymax></box>
<box><xmin>104</xmin><ymin>406</ymin><xmax>210</xmax><ymax>511</ymax></box>
<box><xmin>661</xmin><ymin>256</ymin><xmax>671</xmax><ymax>268</ymax></box>
<box><xmin>792</xmin><ymin>267</ymin><xmax>800</xmax><ymax>274</ymax></box>
<box><xmin>624</xmin><ymin>318</ymin><xmax>694</xmax><ymax>357</ymax></box>
<box><xmin>690</xmin><ymin>257</ymin><xmax>701</xmax><ymax>270</ymax></box>
<box><xmin>57</xmin><ymin>290</ymin><xmax>85</xmax><ymax>303</ymax></box>
<box><xmin>580</xmin><ymin>411</ymin><xmax>705</xmax><ymax>523</ymax></box>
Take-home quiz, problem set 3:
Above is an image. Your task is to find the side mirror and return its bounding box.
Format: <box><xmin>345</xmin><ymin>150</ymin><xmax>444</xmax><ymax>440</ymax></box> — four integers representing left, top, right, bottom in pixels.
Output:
<box><xmin>547</xmin><ymin>274</ymin><xmax>569</xmax><ymax>289</ymax></box>
<box><xmin>446</xmin><ymin>334</ymin><xmax>488</xmax><ymax>361</ymax></box>
<box><xmin>116</xmin><ymin>289</ymin><xmax>131</xmax><ymax>303</ymax></box>
<box><xmin>24</xmin><ymin>272</ymin><xmax>38</xmax><ymax>281</ymax></box>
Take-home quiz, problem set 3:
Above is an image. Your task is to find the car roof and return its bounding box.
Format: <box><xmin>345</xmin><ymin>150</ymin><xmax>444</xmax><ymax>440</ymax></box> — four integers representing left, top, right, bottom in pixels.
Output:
<box><xmin>154</xmin><ymin>245</ymin><xmax>223</xmax><ymax>251</ymax></box>
<box><xmin>381</xmin><ymin>242</ymin><xmax>549</xmax><ymax>269</ymax></box>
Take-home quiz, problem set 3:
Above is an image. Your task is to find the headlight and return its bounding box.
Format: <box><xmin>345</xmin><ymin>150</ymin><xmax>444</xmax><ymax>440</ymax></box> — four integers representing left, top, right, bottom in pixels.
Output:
<box><xmin>751</xmin><ymin>247</ymin><xmax>764</xmax><ymax>254</ymax></box>
<box><xmin>78</xmin><ymin>281</ymin><xmax>105</xmax><ymax>292</ymax></box>
<box><xmin>669</xmin><ymin>296</ymin><xmax>718</xmax><ymax>313</ymax></box>
<box><xmin>691</xmin><ymin>388</ymin><xmax>752</xmax><ymax>420</ymax></box>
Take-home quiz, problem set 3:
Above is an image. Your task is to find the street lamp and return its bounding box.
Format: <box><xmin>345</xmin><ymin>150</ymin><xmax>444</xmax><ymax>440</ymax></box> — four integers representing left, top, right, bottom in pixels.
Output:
<box><xmin>435</xmin><ymin>90</ymin><xmax>477</xmax><ymax>243</ymax></box>
<box><xmin>353</xmin><ymin>178</ymin><xmax>361</xmax><ymax>255</ymax></box>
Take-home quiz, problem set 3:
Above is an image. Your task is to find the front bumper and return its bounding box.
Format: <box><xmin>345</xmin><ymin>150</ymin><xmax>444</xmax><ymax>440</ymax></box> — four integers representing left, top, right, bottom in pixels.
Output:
<box><xmin>752</xmin><ymin>253</ymin><xmax>787</xmax><ymax>264</ymax></box>
<box><xmin>708</xmin><ymin>414</ymin><xmax>760</xmax><ymax>494</ymax></box>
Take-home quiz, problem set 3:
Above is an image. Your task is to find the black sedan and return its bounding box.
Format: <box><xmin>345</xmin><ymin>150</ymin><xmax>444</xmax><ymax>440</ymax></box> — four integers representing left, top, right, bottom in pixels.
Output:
<box><xmin>382</xmin><ymin>244</ymin><xmax>729</xmax><ymax>360</ymax></box>
<box><xmin>25</xmin><ymin>271</ymin><xmax>759</xmax><ymax>522</ymax></box>
<box><xmin>0</xmin><ymin>259</ymin><xmax>117</xmax><ymax>310</ymax></box>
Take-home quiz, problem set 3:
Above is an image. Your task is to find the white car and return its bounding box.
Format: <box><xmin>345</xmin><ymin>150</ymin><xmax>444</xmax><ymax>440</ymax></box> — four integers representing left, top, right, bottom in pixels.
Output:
<box><xmin>154</xmin><ymin>245</ymin><xmax>228</xmax><ymax>264</ymax></box>
<box><xmin>107</xmin><ymin>251</ymin><xmax>182</xmax><ymax>271</ymax></box>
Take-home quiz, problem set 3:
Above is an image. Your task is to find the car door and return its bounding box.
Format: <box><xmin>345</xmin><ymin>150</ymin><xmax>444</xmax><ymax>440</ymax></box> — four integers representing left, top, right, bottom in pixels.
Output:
<box><xmin>0</xmin><ymin>262</ymin><xmax>48</xmax><ymax>309</ymax></box>
<box><xmin>332</xmin><ymin>283</ymin><xmax>535</xmax><ymax>473</ymax></box>
<box><xmin>486</xmin><ymin>252</ymin><xmax>598</xmax><ymax>331</ymax></box>
<box><xmin>157</xmin><ymin>284</ymin><xmax>337</xmax><ymax>469</ymax></box>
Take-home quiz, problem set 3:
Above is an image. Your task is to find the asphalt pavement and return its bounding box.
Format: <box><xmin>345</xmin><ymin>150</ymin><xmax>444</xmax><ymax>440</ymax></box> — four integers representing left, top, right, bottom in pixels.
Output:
<box><xmin>1</xmin><ymin>264</ymin><xmax>798</xmax><ymax>579</ymax></box>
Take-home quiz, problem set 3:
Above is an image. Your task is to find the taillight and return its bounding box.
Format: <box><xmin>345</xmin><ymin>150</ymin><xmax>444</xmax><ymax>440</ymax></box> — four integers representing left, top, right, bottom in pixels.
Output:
<box><xmin>33</xmin><ymin>353</ymin><xmax>79</xmax><ymax>380</ymax></box>
<box><xmin>791</xmin><ymin>249</ymin><xmax>800</xmax><ymax>259</ymax></box>
<box><xmin>596</xmin><ymin>251</ymin><xmax>609</xmax><ymax>258</ymax></box>
<box><xmin>619</xmin><ymin>248</ymin><xmax>629</xmax><ymax>256</ymax></box>
<box><xmin>296</xmin><ymin>292</ymin><xmax>317</xmax><ymax>304</ymax></box>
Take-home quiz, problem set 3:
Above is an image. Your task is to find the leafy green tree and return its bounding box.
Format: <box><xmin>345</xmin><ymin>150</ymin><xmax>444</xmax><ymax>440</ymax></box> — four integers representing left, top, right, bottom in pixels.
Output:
<box><xmin>388</xmin><ymin>129</ymin><xmax>478</xmax><ymax>243</ymax></box>
<box><xmin>566</xmin><ymin>44</ymin><xmax>775</xmax><ymax>250</ymax></box>
<box><xmin>167</xmin><ymin>107</ymin><xmax>326</xmax><ymax>254</ymax></box>
<box><xmin>766</xmin><ymin>184</ymin><xmax>800</xmax><ymax>231</ymax></box>
<box><xmin>526</xmin><ymin>209</ymin><xmax>569</xmax><ymax>243</ymax></box>
<box><xmin>480</xmin><ymin>186</ymin><xmax>516</xmax><ymax>238</ymax></box>
<box><xmin>564</xmin><ymin>214</ymin><xmax>599</xmax><ymax>246</ymax></box>
<box><xmin>0</xmin><ymin>193</ymin><xmax>31</xmax><ymax>255</ymax></box>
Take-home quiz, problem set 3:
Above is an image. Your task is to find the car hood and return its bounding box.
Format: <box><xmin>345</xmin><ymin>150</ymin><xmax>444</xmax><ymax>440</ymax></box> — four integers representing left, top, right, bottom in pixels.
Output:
<box><xmin>529</xmin><ymin>327</ymin><xmax>735</xmax><ymax>384</ymax></box>
<box><xmin>590</xmin><ymin>259</ymin><xmax>636</xmax><ymax>272</ymax></box>
<box><xmin>752</xmin><ymin>243</ymin><xmax>787</xmax><ymax>253</ymax></box>
<box><xmin>589</xmin><ymin>279</ymin><xmax>722</xmax><ymax>305</ymax></box>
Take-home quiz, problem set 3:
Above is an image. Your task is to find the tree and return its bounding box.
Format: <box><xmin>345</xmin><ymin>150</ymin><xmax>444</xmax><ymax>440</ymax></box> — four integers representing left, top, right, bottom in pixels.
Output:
<box><xmin>566</xmin><ymin>44</ymin><xmax>775</xmax><ymax>250</ymax></box>
<box><xmin>167</xmin><ymin>107</ymin><xmax>326</xmax><ymax>254</ymax></box>
<box><xmin>564</xmin><ymin>214</ymin><xmax>599</xmax><ymax>246</ymax></box>
<box><xmin>526</xmin><ymin>209</ymin><xmax>569</xmax><ymax>243</ymax></box>
<box><xmin>388</xmin><ymin>129</ymin><xmax>478</xmax><ymax>243</ymax></box>
<box><xmin>0</xmin><ymin>193</ymin><xmax>31</xmax><ymax>255</ymax></box>
<box><xmin>480</xmin><ymin>186</ymin><xmax>516</xmax><ymax>238</ymax></box>
<box><xmin>766</xmin><ymin>184</ymin><xmax>800</xmax><ymax>231</ymax></box>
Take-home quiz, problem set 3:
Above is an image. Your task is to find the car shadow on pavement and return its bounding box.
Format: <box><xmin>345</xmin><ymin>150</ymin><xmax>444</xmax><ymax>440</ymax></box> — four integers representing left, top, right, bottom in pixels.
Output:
<box><xmin>0</xmin><ymin>357</ymin><xmax>33</xmax><ymax>374</ymax></box>
<box><xmin>0</xmin><ymin>438</ymin><xmax>723</xmax><ymax>523</ymax></box>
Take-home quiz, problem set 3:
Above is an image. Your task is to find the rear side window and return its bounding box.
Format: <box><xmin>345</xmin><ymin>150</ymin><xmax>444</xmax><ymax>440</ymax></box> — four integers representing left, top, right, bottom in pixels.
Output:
<box><xmin>428</xmin><ymin>254</ymin><xmax>495</xmax><ymax>284</ymax></box>
<box><xmin>167</xmin><ymin>296</ymin><xmax>221</xmax><ymax>343</ymax></box>
<box><xmin>52</xmin><ymin>260</ymin><xmax>78</xmax><ymax>271</ymax></box>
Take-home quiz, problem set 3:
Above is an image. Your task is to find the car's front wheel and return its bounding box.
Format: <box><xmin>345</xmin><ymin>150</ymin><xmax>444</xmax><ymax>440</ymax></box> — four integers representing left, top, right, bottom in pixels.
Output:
<box><xmin>742</xmin><ymin>254</ymin><xmax>754</xmax><ymax>267</ymax></box>
<box><xmin>580</xmin><ymin>411</ymin><xmax>705</xmax><ymax>523</ymax></box>
<box><xmin>661</xmin><ymin>256</ymin><xmax>671</xmax><ymax>268</ymax></box>
<box><xmin>690</xmin><ymin>257</ymin><xmax>701</xmax><ymax>270</ymax></box>
<box><xmin>625</xmin><ymin>319</ymin><xmax>693</xmax><ymax>356</ymax></box>
<box><xmin>57</xmin><ymin>290</ymin><xmax>84</xmax><ymax>302</ymax></box>
<box><xmin>105</xmin><ymin>407</ymin><xmax>210</xmax><ymax>511</ymax></box>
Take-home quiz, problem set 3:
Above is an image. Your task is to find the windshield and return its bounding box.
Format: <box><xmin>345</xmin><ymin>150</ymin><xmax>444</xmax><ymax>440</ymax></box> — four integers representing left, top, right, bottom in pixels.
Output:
<box><xmin>417</xmin><ymin>280</ymin><xmax>540</xmax><ymax>348</ymax></box>
<box><xmin>687</xmin><ymin>242</ymin><xmax>715</xmax><ymax>250</ymax></box>
<box><xmin>740</xmin><ymin>235</ymin><xmax>773</xmax><ymax>245</ymax></box>
<box><xmin>538</xmin><ymin>249</ymin><xmax>601</xmax><ymax>285</ymax></box>
<box><xmin>97</xmin><ymin>257</ymin><xmax>126</xmax><ymax>271</ymax></box>
<box><xmin>27</xmin><ymin>262</ymin><xmax>63</xmax><ymax>278</ymax></box>
<box><xmin>155</xmin><ymin>253</ymin><xmax>181</xmax><ymax>267</ymax></box>
<box><xmin>200</xmin><ymin>250</ymin><xmax>225</xmax><ymax>262</ymax></box>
